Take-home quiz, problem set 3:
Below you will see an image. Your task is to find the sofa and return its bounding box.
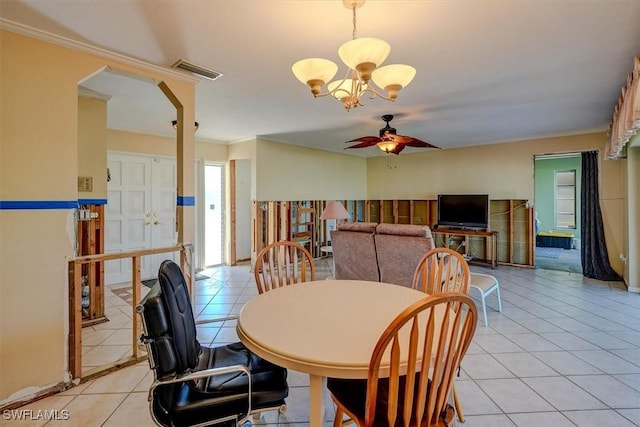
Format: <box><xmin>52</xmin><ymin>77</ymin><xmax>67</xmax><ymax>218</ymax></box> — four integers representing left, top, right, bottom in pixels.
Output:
<box><xmin>330</xmin><ymin>222</ymin><xmax>435</xmax><ymax>287</ymax></box>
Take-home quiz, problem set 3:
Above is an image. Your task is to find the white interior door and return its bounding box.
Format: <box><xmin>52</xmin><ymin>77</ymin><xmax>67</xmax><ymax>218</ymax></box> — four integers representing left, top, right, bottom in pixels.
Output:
<box><xmin>151</xmin><ymin>157</ymin><xmax>178</xmax><ymax>270</ymax></box>
<box><xmin>105</xmin><ymin>153</ymin><xmax>176</xmax><ymax>284</ymax></box>
<box><xmin>105</xmin><ymin>153</ymin><xmax>153</xmax><ymax>284</ymax></box>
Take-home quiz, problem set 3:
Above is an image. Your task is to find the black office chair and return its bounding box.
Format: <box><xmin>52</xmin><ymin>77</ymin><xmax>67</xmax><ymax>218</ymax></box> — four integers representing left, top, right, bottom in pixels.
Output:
<box><xmin>137</xmin><ymin>260</ymin><xmax>288</xmax><ymax>427</ymax></box>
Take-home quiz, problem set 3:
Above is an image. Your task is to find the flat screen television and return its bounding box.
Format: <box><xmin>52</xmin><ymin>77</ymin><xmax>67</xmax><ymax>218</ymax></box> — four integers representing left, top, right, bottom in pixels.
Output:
<box><xmin>437</xmin><ymin>194</ymin><xmax>489</xmax><ymax>230</ymax></box>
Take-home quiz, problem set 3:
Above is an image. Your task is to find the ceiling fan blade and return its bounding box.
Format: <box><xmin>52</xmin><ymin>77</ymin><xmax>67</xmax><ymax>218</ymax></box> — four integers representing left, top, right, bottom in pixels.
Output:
<box><xmin>397</xmin><ymin>135</ymin><xmax>440</xmax><ymax>149</ymax></box>
<box><xmin>345</xmin><ymin>140</ymin><xmax>380</xmax><ymax>149</ymax></box>
<box><xmin>346</xmin><ymin>136</ymin><xmax>381</xmax><ymax>144</ymax></box>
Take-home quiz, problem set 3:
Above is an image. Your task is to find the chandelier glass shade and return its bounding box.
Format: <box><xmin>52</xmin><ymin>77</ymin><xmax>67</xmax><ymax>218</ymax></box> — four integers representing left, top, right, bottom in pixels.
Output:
<box><xmin>292</xmin><ymin>0</ymin><xmax>416</xmax><ymax>111</ymax></box>
<box><xmin>291</xmin><ymin>58</ymin><xmax>338</xmax><ymax>96</ymax></box>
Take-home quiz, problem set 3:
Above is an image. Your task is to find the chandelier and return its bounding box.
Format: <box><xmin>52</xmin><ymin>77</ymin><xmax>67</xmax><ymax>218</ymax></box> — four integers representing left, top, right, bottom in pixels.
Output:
<box><xmin>292</xmin><ymin>0</ymin><xmax>416</xmax><ymax>111</ymax></box>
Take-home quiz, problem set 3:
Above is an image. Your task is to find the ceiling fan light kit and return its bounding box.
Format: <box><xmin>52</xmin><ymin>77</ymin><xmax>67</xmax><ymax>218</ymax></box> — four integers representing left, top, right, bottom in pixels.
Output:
<box><xmin>376</xmin><ymin>140</ymin><xmax>399</xmax><ymax>153</ymax></box>
<box><xmin>292</xmin><ymin>0</ymin><xmax>416</xmax><ymax>111</ymax></box>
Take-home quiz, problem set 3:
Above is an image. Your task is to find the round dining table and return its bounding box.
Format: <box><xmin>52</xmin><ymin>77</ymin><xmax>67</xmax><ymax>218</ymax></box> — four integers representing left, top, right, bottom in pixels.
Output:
<box><xmin>236</xmin><ymin>279</ymin><xmax>429</xmax><ymax>427</ymax></box>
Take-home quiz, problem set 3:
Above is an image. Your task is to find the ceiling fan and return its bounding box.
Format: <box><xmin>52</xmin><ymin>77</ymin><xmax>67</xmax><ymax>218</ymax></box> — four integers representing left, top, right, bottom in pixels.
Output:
<box><xmin>345</xmin><ymin>114</ymin><xmax>439</xmax><ymax>154</ymax></box>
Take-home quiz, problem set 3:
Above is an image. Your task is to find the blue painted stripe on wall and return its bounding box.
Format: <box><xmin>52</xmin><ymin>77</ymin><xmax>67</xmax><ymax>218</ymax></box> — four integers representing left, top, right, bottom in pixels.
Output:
<box><xmin>177</xmin><ymin>196</ymin><xmax>195</xmax><ymax>206</ymax></box>
<box><xmin>0</xmin><ymin>200</ymin><xmax>78</xmax><ymax>210</ymax></box>
<box><xmin>78</xmin><ymin>199</ymin><xmax>108</xmax><ymax>205</ymax></box>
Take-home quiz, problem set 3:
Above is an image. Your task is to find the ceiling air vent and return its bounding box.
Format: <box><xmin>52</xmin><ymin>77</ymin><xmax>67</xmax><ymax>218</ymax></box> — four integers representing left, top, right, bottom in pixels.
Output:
<box><xmin>171</xmin><ymin>60</ymin><xmax>223</xmax><ymax>81</ymax></box>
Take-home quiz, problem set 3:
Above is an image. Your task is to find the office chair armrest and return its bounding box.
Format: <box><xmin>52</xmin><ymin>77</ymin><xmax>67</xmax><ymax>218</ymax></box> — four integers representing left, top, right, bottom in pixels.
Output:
<box><xmin>195</xmin><ymin>314</ymin><xmax>238</xmax><ymax>325</ymax></box>
<box><xmin>149</xmin><ymin>364</ymin><xmax>253</xmax><ymax>417</ymax></box>
<box><xmin>151</xmin><ymin>363</ymin><xmax>251</xmax><ymax>387</ymax></box>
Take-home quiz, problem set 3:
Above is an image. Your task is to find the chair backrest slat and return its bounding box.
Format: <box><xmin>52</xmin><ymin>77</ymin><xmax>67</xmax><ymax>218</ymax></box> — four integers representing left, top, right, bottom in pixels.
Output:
<box><xmin>254</xmin><ymin>241</ymin><xmax>315</xmax><ymax>294</ymax></box>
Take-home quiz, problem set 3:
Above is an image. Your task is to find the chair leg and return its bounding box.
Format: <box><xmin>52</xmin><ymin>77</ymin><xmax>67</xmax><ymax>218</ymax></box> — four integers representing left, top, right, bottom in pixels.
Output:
<box><xmin>453</xmin><ymin>384</ymin><xmax>465</xmax><ymax>423</ymax></box>
<box><xmin>333</xmin><ymin>407</ymin><xmax>345</xmax><ymax>427</ymax></box>
<box><xmin>481</xmin><ymin>293</ymin><xmax>489</xmax><ymax>326</ymax></box>
<box><xmin>496</xmin><ymin>284</ymin><xmax>503</xmax><ymax>312</ymax></box>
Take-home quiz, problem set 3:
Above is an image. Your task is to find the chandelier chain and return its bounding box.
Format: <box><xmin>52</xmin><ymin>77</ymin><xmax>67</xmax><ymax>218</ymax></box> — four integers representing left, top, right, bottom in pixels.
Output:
<box><xmin>352</xmin><ymin>4</ymin><xmax>357</xmax><ymax>40</ymax></box>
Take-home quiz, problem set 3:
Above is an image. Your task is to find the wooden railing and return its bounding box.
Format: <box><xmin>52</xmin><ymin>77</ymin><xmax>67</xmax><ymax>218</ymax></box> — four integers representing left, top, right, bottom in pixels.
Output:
<box><xmin>67</xmin><ymin>243</ymin><xmax>194</xmax><ymax>379</ymax></box>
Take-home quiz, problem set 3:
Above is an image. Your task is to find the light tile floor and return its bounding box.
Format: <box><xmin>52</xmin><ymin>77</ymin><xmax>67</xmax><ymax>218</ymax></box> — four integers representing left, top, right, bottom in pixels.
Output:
<box><xmin>5</xmin><ymin>257</ymin><xmax>640</xmax><ymax>427</ymax></box>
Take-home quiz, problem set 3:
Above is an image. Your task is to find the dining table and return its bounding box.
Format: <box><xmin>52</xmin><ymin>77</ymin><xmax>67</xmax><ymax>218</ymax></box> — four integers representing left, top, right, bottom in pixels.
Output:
<box><xmin>236</xmin><ymin>279</ymin><xmax>432</xmax><ymax>427</ymax></box>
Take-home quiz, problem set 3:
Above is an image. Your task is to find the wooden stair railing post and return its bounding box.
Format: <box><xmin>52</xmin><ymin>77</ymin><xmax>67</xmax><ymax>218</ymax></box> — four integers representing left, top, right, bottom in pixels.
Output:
<box><xmin>68</xmin><ymin>259</ymin><xmax>83</xmax><ymax>378</ymax></box>
<box><xmin>131</xmin><ymin>255</ymin><xmax>141</xmax><ymax>359</ymax></box>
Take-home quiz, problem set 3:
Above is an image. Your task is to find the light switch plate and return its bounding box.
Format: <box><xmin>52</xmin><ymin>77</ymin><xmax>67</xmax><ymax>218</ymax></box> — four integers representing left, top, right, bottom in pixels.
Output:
<box><xmin>77</xmin><ymin>176</ymin><xmax>93</xmax><ymax>192</ymax></box>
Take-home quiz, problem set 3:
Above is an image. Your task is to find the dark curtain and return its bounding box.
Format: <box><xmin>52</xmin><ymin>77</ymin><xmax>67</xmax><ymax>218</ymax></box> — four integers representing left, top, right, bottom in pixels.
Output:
<box><xmin>580</xmin><ymin>151</ymin><xmax>621</xmax><ymax>281</ymax></box>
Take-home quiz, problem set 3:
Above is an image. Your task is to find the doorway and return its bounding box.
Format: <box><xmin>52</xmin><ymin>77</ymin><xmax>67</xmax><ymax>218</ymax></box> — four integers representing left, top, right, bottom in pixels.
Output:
<box><xmin>105</xmin><ymin>152</ymin><xmax>177</xmax><ymax>284</ymax></box>
<box><xmin>204</xmin><ymin>163</ymin><xmax>224</xmax><ymax>267</ymax></box>
<box><xmin>533</xmin><ymin>154</ymin><xmax>582</xmax><ymax>273</ymax></box>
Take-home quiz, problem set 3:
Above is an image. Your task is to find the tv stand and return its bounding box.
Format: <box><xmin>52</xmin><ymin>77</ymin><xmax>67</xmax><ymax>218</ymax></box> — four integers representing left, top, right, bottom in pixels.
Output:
<box><xmin>432</xmin><ymin>227</ymin><xmax>498</xmax><ymax>269</ymax></box>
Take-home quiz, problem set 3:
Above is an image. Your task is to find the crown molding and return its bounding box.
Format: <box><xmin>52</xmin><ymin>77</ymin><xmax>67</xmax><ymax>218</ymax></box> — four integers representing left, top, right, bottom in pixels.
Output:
<box><xmin>0</xmin><ymin>18</ymin><xmax>200</xmax><ymax>84</ymax></box>
<box><xmin>78</xmin><ymin>86</ymin><xmax>112</xmax><ymax>101</ymax></box>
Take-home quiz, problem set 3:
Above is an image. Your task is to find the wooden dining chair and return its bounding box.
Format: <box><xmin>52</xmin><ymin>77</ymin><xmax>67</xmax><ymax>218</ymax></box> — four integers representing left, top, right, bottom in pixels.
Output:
<box><xmin>411</xmin><ymin>247</ymin><xmax>471</xmax><ymax>295</ymax></box>
<box><xmin>254</xmin><ymin>240</ymin><xmax>316</xmax><ymax>294</ymax></box>
<box><xmin>328</xmin><ymin>293</ymin><xmax>478</xmax><ymax>427</ymax></box>
<box><xmin>411</xmin><ymin>247</ymin><xmax>471</xmax><ymax>423</ymax></box>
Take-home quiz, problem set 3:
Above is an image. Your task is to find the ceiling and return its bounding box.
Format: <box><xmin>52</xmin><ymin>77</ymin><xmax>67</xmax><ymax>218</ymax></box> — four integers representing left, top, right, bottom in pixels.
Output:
<box><xmin>2</xmin><ymin>0</ymin><xmax>639</xmax><ymax>157</ymax></box>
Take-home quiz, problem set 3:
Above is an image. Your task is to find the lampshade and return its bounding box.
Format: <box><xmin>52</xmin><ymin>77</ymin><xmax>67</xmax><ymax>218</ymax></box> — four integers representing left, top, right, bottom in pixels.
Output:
<box><xmin>338</xmin><ymin>37</ymin><xmax>390</xmax><ymax>74</ymax></box>
<box><xmin>292</xmin><ymin>58</ymin><xmax>339</xmax><ymax>95</ymax></box>
<box><xmin>372</xmin><ymin>64</ymin><xmax>416</xmax><ymax>91</ymax></box>
<box><xmin>320</xmin><ymin>201</ymin><xmax>351</xmax><ymax>220</ymax></box>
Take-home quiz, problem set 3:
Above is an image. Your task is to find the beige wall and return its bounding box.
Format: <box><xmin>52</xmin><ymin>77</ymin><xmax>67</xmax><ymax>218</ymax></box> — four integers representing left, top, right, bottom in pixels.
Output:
<box><xmin>367</xmin><ymin>132</ymin><xmax>626</xmax><ymax>275</ymax></box>
<box><xmin>255</xmin><ymin>139</ymin><xmax>367</xmax><ymax>201</ymax></box>
<box><xmin>108</xmin><ymin>129</ymin><xmax>228</xmax><ymax>161</ymax></box>
<box><xmin>78</xmin><ymin>96</ymin><xmax>108</xmax><ymax>199</ymax></box>
<box><xmin>228</xmin><ymin>140</ymin><xmax>257</xmax><ymax>201</ymax></box>
<box><xmin>366</xmin><ymin>133</ymin><xmax>607</xmax><ymax>200</ymax></box>
<box><xmin>0</xmin><ymin>30</ymin><xmax>196</xmax><ymax>405</ymax></box>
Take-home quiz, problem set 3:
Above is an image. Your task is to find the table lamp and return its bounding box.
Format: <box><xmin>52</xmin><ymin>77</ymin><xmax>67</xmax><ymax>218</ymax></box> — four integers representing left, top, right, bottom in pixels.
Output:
<box><xmin>320</xmin><ymin>201</ymin><xmax>351</xmax><ymax>236</ymax></box>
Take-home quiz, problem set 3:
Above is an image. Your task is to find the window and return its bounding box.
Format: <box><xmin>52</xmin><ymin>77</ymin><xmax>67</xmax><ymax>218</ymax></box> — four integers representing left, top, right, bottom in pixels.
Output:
<box><xmin>555</xmin><ymin>170</ymin><xmax>576</xmax><ymax>228</ymax></box>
